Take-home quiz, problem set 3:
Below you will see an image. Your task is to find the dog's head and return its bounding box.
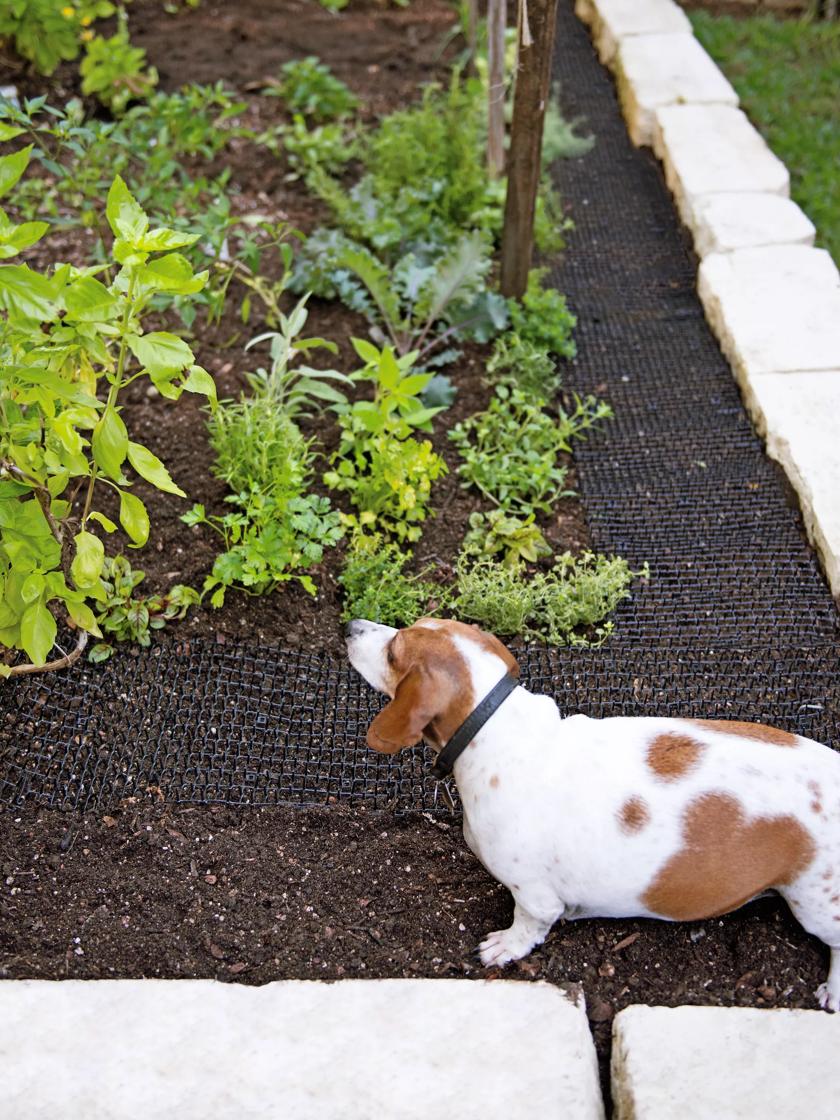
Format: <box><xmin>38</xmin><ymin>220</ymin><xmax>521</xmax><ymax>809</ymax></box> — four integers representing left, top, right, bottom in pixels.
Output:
<box><xmin>345</xmin><ymin>617</ymin><xmax>519</xmax><ymax>755</ymax></box>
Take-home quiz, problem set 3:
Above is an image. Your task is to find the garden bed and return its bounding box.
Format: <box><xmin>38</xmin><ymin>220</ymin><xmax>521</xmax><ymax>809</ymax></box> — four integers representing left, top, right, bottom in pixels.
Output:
<box><xmin>1</xmin><ymin>0</ymin><xmax>595</xmax><ymax>659</ymax></box>
<box><xmin>3</xmin><ymin>0</ymin><xmax>840</xmax><ymax>1105</ymax></box>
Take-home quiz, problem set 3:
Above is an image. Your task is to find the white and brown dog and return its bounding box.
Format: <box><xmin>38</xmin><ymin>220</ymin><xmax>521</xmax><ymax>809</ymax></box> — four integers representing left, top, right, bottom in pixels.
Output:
<box><xmin>346</xmin><ymin>616</ymin><xmax>840</xmax><ymax>1010</ymax></box>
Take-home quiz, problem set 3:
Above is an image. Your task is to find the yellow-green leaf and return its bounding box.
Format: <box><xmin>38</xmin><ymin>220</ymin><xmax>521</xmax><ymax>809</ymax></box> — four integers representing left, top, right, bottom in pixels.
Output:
<box><xmin>105</xmin><ymin>175</ymin><xmax>149</xmax><ymax>244</ymax></box>
<box><xmin>127</xmin><ymin>441</ymin><xmax>185</xmax><ymax>497</ymax></box>
<box><xmin>71</xmin><ymin>530</ymin><xmax>104</xmax><ymax>588</ymax></box>
<box><xmin>119</xmin><ymin>489</ymin><xmax>149</xmax><ymax>547</ymax></box>
<box><xmin>91</xmin><ymin>408</ymin><xmax>128</xmax><ymax>481</ymax></box>
<box><xmin>20</xmin><ymin>599</ymin><xmax>56</xmax><ymax>666</ymax></box>
<box><xmin>66</xmin><ymin>599</ymin><xmax>102</xmax><ymax>638</ymax></box>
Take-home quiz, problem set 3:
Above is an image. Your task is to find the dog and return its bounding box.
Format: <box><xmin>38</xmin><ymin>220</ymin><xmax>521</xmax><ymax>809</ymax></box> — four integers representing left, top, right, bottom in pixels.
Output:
<box><xmin>346</xmin><ymin>616</ymin><xmax>840</xmax><ymax>1011</ymax></box>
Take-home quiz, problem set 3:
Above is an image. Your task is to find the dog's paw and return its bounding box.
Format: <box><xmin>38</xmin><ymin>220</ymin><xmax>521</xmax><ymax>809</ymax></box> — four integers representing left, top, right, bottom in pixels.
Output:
<box><xmin>479</xmin><ymin>928</ymin><xmax>532</xmax><ymax>968</ymax></box>
<box><xmin>816</xmin><ymin>981</ymin><xmax>839</xmax><ymax>1012</ymax></box>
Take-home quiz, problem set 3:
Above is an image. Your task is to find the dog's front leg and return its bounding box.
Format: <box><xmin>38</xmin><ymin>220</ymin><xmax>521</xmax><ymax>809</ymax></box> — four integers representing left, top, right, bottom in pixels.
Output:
<box><xmin>479</xmin><ymin>889</ymin><xmax>565</xmax><ymax>967</ymax></box>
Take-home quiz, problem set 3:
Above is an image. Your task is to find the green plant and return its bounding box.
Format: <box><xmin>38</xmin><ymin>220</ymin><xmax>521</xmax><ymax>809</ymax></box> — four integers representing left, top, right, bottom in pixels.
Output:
<box><xmin>312</xmin><ymin>71</ymin><xmax>494</xmax><ymax>254</ymax></box>
<box><xmin>184</xmin><ymin>489</ymin><xmax>342</xmax><ymax>604</ymax></box>
<box><xmin>507</xmin><ymin>269</ymin><xmax>577</xmax><ymax>359</ymax></box>
<box><xmin>90</xmin><ymin>554</ymin><xmax>199</xmax><ymax>661</ymax></box>
<box><xmin>0</xmin><ymin>158</ymin><xmax>215</xmax><ymax>674</ymax></box>
<box><xmin>281</xmin><ymin>115</ymin><xmax>355</xmax><ymax>182</ymax></box>
<box><xmin>80</xmin><ymin>17</ymin><xmax>159</xmax><ymax>115</ymax></box>
<box><xmin>293</xmin><ymin>229</ymin><xmax>507</xmax><ymax>366</ymax></box>
<box><xmin>486</xmin><ymin>331</ymin><xmax>561</xmax><ymax>400</ymax></box>
<box><xmin>462</xmin><ymin>510</ymin><xmax>551</xmax><ymax>567</ymax></box>
<box><xmin>452</xmin><ymin>551</ymin><xmax>647</xmax><ymax>646</ymax></box>
<box><xmin>541</xmin><ymin>94</ymin><xmax>594</xmax><ymax>164</ymax></box>
<box><xmin>449</xmin><ymin>386</ymin><xmax>611</xmax><ymax>516</ymax></box>
<box><xmin>185</xmin><ymin>397</ymin><xmax>343</xmax><ymax>604</ymax></box>
<box><xmin>0</xmin><ymin>0</ymin><xmax>114</xmax><ymax>76</ymax></box>
<box><xmin>270</xmin><ymin>56</ymin><xmax>358</xmax><ymax>122</ymax></box>
<box><xmin>338</xmin><ymin>532</ymin><xmax>445</xmax><ymax>626</ymax></box>
<box><xmin>242</xmin><ymin>294</ymin><xmax>351</xmax><ymax>417</ymax></box>
<box><xmin>324</xmin><ymin>339</ymin><xmax>448</xmax><ymax>541</ymax></box>
<box><xmin>184</xmin><ymin>308</ymin><xmax>346</xmax><ymax>604</ymax></box>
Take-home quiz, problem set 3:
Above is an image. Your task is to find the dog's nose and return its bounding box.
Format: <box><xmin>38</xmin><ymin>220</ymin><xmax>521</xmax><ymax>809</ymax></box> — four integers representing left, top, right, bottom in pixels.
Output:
<box><xmin>344</xmin><ymin>620</ymin><xmax>365</xmax><ymax>640</ymax></box>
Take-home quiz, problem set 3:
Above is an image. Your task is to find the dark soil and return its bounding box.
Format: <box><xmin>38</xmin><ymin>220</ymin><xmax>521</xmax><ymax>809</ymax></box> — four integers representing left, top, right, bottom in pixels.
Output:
<box><xmin>0</xmin><ymin>802</ymin><xmax>828</xmax><ymax>1099</ymax></box>
<box><xmin>1</xmin><ymin>0</ymin><xmax>591</xmax><ymax>660</ymax></box>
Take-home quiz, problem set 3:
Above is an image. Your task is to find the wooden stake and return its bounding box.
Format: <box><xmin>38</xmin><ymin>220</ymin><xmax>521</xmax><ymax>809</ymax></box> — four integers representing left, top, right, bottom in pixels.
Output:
<box><xmin>499</xmin><ymin>0</ymin><xmax>559</xmax><ymax>297</ymax></box>
<box><xmin>487</xmin><ymin>0</ymin><xmax>507</xmax><ymax>178</ymax></box>
<box><xmin>465</xmin><ymin>0</ymin><xmax>479</xmax><ymax>75</ymax></box>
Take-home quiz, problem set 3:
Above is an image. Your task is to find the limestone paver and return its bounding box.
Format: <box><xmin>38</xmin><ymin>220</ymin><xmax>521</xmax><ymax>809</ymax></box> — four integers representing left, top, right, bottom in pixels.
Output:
<box><xmin>574</xmin><ymin>0</ymin><xmax>691</xmax><ymax>64</ymax></box>
<box><xmin>615</xmin><ymin>34</ymin><xmax>738</xmax><ymax>147</ymax></box>
<box><xmin>741</xmin><ymin>370</ymin><xmax>840</xmax><ymax>598</ymax></box>
<box><xmin>612</xmin><ymin>1004</ymin><xmax>840</xmax><ymax>1119</ymax></box>
<box><xmin>690</xmin><ymin>192</ymin><xmax>815</xmax><ymax>257</ymax></box>
<box><xmin>698</xmin><ymin>246</ymin><xmax>840</xmax><ymax>380</ymax></box>
<box><xmin>653</xmin><ymin>104</ymin><xmax>789</xmax><ymax>225</ymax></box>
<box><xmin>0</xmin><ymin>978</ymin><xmax>605</xmax><ymax>1120</ymax></box>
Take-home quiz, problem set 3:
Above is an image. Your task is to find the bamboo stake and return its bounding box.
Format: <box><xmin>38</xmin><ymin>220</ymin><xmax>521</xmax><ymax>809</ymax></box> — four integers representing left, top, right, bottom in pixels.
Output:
<box><xmin>499</xmin><ymin>0</ymin><xmax>559</xmax><ymax>297</ymax></box>
<box><xmin>487</xmin><ymin>0</ymin><xmax>507</xmax><ymax>178</ymax></box>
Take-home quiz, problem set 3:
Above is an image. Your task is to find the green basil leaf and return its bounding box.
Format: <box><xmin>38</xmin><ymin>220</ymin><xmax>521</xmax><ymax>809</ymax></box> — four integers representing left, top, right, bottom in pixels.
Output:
<box><xmin>0</xmin><ymin>146</ymin><xmax>33</xmax><ymax>200</ymax></box>
<box><xmin>127</xmin><ymin>331</ymin><xmax>193</xmax><ymax>375</ymax></box>
<box><xmin>105</xmin><ymin>175</ymin><xmax>149</xmax><ymax>244</ymax></box>
<box><xmin>91</xmin><ymin>408</ymin><xmax>128</xmax><ymax>481</ymax></box>
<box><xmin>119</xmin><ymin>489</ymin><xmax>150</xmax><ymax>547</ymax></box>
<box><xmin>71</xmin><ymin>530</ymin><xmax>105</xmax><ymax>588</ymax></box>
<box><xmin>65</xmin><ymin>599</ymin><xmax>102</xmax><ymax>638</ymax></box>
<box><xmin>127</xmin><ymin>441</ymin><xmax>185</xmax><ymax>497</ymax></box>
<box><xmin>20</xmin><ymin>598</ymin><xmax>56</xmax><ymax>666</ymax></box>
<box><xmin>181</xmin><ymin>364</ymin><xmax>216</xmax><ymax>402</ymax></box>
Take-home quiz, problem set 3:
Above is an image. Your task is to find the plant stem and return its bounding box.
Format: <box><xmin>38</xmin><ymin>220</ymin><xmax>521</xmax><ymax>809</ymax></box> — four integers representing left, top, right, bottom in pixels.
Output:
<box><xmin>81</xmin><ymin>271</ymin><xmax>137</xmax><ymax>527</ymax></box>
<box><xmin>6</xmin><ymin>628</ymin><xmax>88</xmax><ymax>678</ymax></box>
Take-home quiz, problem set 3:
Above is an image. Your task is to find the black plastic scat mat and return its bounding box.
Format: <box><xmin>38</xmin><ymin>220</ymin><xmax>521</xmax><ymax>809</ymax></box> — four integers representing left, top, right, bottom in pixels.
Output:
<box><xmin>1</xmin><ymin>0</ymin><xmax>838</xmax><ymax>813</ymax></box>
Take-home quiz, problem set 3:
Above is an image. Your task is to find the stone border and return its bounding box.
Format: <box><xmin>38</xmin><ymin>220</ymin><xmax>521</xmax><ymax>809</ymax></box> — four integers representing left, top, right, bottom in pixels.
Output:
<box><xmin>611</xmin><ymin>1004</ymin><xmax>840</xmax><ymax>1118</ymax></box>
<box><xmin>575</xmin><ymin>0</ymin><xmax>840</xmax><ymax>600</ymax></box>
<box><xmin>0</xmin><ymin>978</ymin><xmax>605</xmax><ymax>1120</ymax></box>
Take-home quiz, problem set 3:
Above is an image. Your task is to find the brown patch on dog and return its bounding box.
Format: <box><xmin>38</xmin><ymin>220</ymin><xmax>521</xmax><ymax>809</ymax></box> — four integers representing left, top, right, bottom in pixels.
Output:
<box><xmin>415</xmin><ymin>617</ymin><xmax>520</xmax><ymax>679</ymax></box>
<box><xmin>366</xmin><ymin>625</ymin><xmax>475</xmax><ymax>754</ymax></box>
<box><xmin>690</xmin><ymin>719</ymin><xmax>798</xmax><ymax>747</ymax></box>
<box><xmin>489</xmin><ymin>774</ymin><xmax>500</xmax><ymax>789</ymax></box>
<box><xmin>812</xmin><ymin>801</ymin><xmax>823</xmax><ymax>815</ymax></box>
<box><xmin>642</xmin><ymin>793</ymin><xmax>815</xmax><ymax>921</ymax></box>
<box><xmin>618</xmin><ymin>796</ymin><xmax>650</xmax><ymax>834</ymax></box>
<box><xmin>647</xmin><ymin>733</ymin><xmax>704</xmax><ymax>781</ymax></box>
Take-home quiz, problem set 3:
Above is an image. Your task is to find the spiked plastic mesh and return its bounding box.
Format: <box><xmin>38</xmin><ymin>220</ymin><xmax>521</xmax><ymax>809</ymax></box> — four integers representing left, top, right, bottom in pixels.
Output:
<box><xmin>1</xmin><ymin>0</ymin><xmax>838</xmax><ymax>813</ymax></box>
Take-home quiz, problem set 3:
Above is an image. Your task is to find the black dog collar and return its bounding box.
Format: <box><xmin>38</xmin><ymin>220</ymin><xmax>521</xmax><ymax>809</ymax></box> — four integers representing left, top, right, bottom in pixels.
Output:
<box><xmin>430</xmin><ymin>673</ymin><xmax>519</xmax><ymax>780</ymax></box>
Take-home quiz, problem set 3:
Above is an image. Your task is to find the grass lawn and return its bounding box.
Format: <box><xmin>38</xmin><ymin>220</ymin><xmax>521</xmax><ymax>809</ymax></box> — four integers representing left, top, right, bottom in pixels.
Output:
<box><xmin>690</xmin><ymin>12</ymin><xmax>840</xmax><ymax>265</ymax></box>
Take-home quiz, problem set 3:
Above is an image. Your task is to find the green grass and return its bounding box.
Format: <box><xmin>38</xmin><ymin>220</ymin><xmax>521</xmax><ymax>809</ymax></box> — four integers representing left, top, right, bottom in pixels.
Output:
<box><xmin>690</xmin><ymin>12</ymin><xmax>840</xmax><ymax>265</ymax></box>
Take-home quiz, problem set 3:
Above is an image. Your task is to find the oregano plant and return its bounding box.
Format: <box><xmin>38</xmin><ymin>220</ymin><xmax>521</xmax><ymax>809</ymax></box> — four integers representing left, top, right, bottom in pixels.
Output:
<box><xmin>0</xmin><ymin>151</ymin><xmax>215</xmax><ymax>676</ymax></box>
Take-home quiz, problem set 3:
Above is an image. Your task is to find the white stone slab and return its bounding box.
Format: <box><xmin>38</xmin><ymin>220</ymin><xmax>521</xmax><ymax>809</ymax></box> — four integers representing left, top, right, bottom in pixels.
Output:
<box><xmin>0</xmin><ymin>978</ymin><xmax>605</xmax><ymax>1120</ymax></box>
<box><xmin>653</xmin><ymin>105</ymin><xmax>789</xmax><ymax>226</ymax></box>
<box><xmin>742</xmin><ymin>370</ymin><xmax>840</xmax><ymax>598</ymax></box>
<box><xmin>612</xmin><ymin>1004</ymin><xmax>840</xmax><ymax>1119</ymax></box>
<box><xmin>698</xmin><ymin>246</ymin><xmax>840</xmax><ymax>380</ymax></box>
<box><xmin>690</xmin><ymin>192</ymin><xmax>816</xmax><ymax>257</ymax></box>
<box><xmin>615</xmin><ymin>34</ymin><xmax>738</xmax><ymax>147</ymax></box>
<box><xmin>575</xmin><ymin>0</ymin><xmax>691</xmax><ymax>64</ymax></box>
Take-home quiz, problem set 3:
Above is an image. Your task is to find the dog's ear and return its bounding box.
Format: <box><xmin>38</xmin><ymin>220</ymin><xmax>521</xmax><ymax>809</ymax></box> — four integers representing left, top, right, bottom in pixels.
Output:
<box><xmin>367</xmin><ymin>668</ymin><xmax>436</xmax><ymax>754</ymax></box>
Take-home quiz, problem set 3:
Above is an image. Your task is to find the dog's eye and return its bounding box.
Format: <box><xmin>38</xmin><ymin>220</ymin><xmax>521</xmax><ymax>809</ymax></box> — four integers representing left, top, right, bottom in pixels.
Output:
<box><xmin>386</xmin><ymin>643</ymin><xmax>395</xmax><ymax>665</ymax></box>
